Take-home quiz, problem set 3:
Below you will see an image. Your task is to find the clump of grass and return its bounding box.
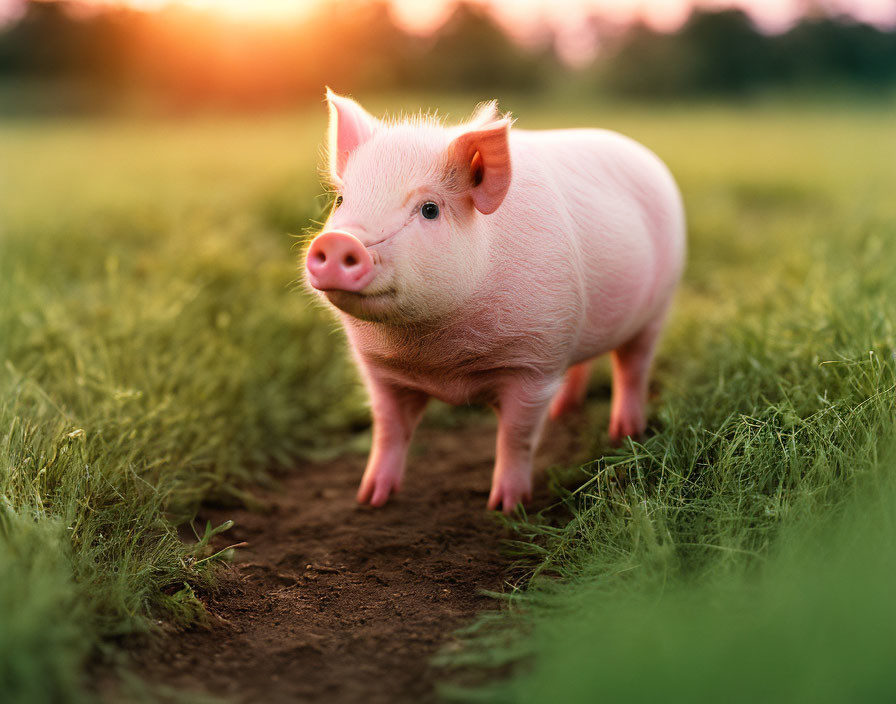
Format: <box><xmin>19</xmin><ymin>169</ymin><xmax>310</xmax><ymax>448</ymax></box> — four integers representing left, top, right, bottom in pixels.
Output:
<box><xmin>0</xmin><ymin>506</ymin><xmax>91</xmax><ymax>704</ymax></box>
<box><xmin>444</xmin><ymin>446</ymin><xmax>896</xmax><ymax>704</ymax></box>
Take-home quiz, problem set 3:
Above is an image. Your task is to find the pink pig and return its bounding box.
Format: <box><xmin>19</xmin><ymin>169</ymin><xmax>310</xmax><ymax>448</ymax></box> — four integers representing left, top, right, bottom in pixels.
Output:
<box><xmin>305</xmin><ymin>90</ymin><xmax>685</xmax><ymax>514</ymax></box>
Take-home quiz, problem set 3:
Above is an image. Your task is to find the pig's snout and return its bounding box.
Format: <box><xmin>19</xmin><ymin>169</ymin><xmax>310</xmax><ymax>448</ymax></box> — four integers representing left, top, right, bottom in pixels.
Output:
<box><xmin>306</xmin><ymin>230</ymin><xmax>374</xmax><ymax>293</ymax></box>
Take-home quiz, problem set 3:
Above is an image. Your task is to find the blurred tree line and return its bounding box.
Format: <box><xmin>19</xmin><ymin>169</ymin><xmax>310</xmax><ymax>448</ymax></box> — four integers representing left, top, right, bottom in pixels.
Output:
<box><xmin>602</xmin><ymin>9</ymin><xmax>896</xmax><ymax>97</ymax></box>
<box><xmin>1</xmin><ymin>0</ymin><xmax>895</xmax><ymax>112</ymax></box>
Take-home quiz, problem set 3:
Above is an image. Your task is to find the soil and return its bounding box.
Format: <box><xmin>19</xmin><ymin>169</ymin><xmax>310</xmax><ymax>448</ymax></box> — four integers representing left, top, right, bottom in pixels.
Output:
<box><xmin>115</xmin><ymin>410</ymin><xmax>600</xmax><ymax>704</ymax></box>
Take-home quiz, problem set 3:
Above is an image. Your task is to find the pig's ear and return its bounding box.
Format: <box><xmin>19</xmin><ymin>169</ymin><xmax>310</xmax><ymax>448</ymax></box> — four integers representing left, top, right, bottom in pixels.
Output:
<box><xmin>326</xmin><ymin>88</ymin><xmax>378</xmax><ymax>182</ymax></box>
<box><xmin>446</xmin><ymin>117</ymin><xmax>512</xmax><ymax>215</ymax></box>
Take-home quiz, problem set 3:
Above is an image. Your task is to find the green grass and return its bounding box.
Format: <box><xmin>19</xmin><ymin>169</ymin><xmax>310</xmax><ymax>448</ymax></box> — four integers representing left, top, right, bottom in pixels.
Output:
<box><xmin>1</xmin><ymin>98</ymin><xmax>895</xmax><ymax>702</ymax></box>
<box><xmin>0</xmin><ymin>110</ymin><xmax>367</xmax><ymax>701</ymax></box>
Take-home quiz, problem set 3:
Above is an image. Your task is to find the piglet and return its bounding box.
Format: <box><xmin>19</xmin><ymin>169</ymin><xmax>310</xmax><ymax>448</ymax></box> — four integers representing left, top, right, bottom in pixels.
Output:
<box><xmin>305</xmin><ymin>90</ymin><xmax>685</xmax><ymax>514</ymax></box>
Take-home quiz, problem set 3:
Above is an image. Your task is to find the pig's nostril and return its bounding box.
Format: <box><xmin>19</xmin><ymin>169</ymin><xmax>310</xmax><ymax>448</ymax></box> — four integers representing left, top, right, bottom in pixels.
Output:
<box><xmin>343</xmin><ymin>253</ymin><xmax>358</xmax><ymax>267</ymax></box>
<box><xmin>314</xmin><ymin>250</ymin><xmax>326</xmax><ymax>264</ymax></box>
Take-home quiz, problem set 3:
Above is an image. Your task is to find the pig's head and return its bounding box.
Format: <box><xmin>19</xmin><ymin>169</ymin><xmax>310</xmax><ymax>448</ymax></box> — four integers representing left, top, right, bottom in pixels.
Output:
<box><xmin>305</xmin><ymin>89</ymin><xmax>512</xmax><ymax>324</ymax></box>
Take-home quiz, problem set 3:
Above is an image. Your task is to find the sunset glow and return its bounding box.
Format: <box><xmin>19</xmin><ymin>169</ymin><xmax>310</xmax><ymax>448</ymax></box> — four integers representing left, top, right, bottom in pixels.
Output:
<box><xmin>2</xmin><ymin>0</ymin><xmax>895</xmax><ymax>33</ymax></box>
<box><xmin>69</xmin><ymin>0</ymin><xmax>320</xmax><ymax>22</ymax></box>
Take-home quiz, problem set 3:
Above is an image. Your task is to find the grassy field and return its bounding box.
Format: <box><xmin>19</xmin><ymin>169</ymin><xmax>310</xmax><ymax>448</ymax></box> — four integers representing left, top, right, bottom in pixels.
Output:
<box><xmin>2</xmin><ymin>97</ymin><xmax>895</xmax><ymax>702</ymax></box>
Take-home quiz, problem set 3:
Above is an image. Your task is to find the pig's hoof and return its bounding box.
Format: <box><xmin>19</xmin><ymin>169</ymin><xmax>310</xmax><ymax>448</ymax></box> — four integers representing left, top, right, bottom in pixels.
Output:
<box><xmin>487</xmin><ymin>480</ymin><xmax>532</xmax><ymax>515</ymax></box>
<box><xmin>356</xmin><ymin>473</ymin><xmax>400</xmax><ymax>507</ymax></box>
<box><xmin>608</xmin><ymin>413</ymin><xmax>646</xmax><ymax>446</ymax></box>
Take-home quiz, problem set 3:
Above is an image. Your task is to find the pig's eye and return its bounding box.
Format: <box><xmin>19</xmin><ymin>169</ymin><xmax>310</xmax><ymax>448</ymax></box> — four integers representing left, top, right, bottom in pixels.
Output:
<box><xmin>421</xmin><ymin>201</ymin><xmax>439</xmax><ymax>220</ymax></box>
<box><xmin>334</xmin><ymin>195</ymin><xmax>343</xmax><ymax>208</ymax></box>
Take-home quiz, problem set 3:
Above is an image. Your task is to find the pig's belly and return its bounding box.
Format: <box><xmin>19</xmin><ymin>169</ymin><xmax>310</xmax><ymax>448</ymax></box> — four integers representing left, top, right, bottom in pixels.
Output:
<box><xmin>569</xmin><ymin>275</ymin><xmax>674</xmax><ymax>365</ymax></box>
<box><xmin>565</xmin><ymin>220</ymin><xmax>683</xmax><ymax>364</ymax></box>
<box><xmin>570</xmin><ymin>296</ymin><xmax>657</xmax><ymax>363</ymax></box>
<box><xmin>379</xmin><ymin>364</ymin><xmax>511</xmax><ymax>406</ymax></box>
<box><xmin>567</xmin><ymin>269</ymin><xmax>658</xmax><ymax>364</ymax></box>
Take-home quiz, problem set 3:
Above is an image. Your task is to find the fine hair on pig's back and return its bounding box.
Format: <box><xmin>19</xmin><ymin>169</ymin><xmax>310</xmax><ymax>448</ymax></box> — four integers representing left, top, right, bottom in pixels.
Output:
<box><xmin>490</xmin><ymin>127</ymin><xmax>686</xmax><ymax>366</ymax></box>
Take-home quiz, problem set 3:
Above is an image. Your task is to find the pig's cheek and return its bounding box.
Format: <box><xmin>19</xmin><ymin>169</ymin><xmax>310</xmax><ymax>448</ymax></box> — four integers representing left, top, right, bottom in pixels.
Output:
<box><xmin>369</xmin><ymin>241</ymin><xmax>399</xmax><ymax>287</ymax></box>
<box><xmin>425</xmin><ymin>220</ymin><xmax>452</xmax><ymax>248</ymax></box>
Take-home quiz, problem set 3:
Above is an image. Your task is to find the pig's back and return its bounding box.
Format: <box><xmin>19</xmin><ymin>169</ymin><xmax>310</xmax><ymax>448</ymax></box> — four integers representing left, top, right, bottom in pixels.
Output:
<box><xmin>507</xmin><ymin>128</ymin><xmax>686</xmax><ymax>359</ymax></box>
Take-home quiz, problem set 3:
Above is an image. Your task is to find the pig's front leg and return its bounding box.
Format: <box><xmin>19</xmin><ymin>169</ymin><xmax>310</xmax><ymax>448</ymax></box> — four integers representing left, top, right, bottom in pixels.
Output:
<box><xmin>488</xmin><ymin>378</ymin><xmax>559</xmax><ymax>514</ymax></box>
<box><xmin>357</xmin><ymin>381</ymin><xmax>429</xmax><ymax>507</ymax></box>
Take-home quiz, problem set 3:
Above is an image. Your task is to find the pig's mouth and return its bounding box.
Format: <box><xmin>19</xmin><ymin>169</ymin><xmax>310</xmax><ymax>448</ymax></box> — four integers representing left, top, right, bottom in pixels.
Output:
<box><xmin>323</xmin><ymin>287</ymin><xmax>400</xmax><ymax>322</ymax></box>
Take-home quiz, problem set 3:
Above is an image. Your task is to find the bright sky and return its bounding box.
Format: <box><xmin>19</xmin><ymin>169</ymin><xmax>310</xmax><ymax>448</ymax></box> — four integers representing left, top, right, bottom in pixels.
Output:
<box><xmin>2</xmin><ymin>0</ymin><xmax>895</xmax><ymax>59</ymax></box>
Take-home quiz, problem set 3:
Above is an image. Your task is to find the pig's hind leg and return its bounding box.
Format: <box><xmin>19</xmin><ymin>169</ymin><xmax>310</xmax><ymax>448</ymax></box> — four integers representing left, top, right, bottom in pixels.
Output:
<box><xmin>548</xmin><ymin>361</ymin><xmax>593</xmax><ymax>420</ymax></box>
<box><xmin>357</xmin><ymin>381</ymin><xmax>429</xmax><ymax>507</ymax></box>
<box><xmin>608</xmin><ymin>315</ymin><xmax>665</xmax><ymax>444</ymax></box>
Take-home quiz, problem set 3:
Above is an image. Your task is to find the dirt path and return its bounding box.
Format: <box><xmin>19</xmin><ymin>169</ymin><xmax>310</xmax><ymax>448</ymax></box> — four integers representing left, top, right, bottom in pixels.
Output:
<box><xmin>119</xmin><ymin>413</ymin><xmax>597</xmax><ymax>703</ymax></box>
